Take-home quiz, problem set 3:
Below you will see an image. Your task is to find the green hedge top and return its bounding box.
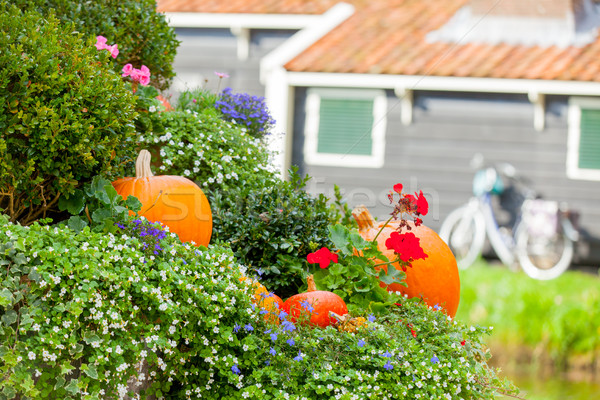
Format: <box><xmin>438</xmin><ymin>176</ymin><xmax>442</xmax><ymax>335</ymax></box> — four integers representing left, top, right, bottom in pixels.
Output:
<box><xmin>0</xmin><ymin>3</ymin><xmax>138</xmax><ymax>225</ymax></box>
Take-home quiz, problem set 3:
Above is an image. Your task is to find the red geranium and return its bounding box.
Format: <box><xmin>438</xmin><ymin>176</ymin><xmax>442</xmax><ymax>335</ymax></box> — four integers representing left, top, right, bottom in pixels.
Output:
<box><xmin>384</xmin><ymin>231</ymin><xmax>428</xmax><ymax>263</ymax></box>
<box><xmin>405</xmin><ymin>190</ymin><xmax>429</xmax><ymax>216</ymax></box>
<box><xmin>307</xmin><ymin>247</ymin><xmax>339</xmax><ymax>269</ymax></box>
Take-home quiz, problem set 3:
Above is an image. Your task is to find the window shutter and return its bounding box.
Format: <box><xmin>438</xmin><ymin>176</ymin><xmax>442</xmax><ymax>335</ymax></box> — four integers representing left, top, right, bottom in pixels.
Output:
<box><xmin>579</xmin><ymin>109</ymin><xmax>600</xmax><ymax>169</ymax></box>
<box><xmin>316</xmin><ymin>98</ymin><xmax>374</xmax><ymax>156</ymax></box>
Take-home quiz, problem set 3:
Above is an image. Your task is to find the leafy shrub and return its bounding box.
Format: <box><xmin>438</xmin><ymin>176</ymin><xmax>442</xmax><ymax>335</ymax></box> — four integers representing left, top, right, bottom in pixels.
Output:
<box><xmin>0</xmin><ymin>214</ymin><xmax>516</xmax><ymax>399</ymax></box>
<box><xmin>215</xmin><ymin>87</ymin><xmax>276</xmax><ymax>138</ymax></box>
<box><xmin>12</xmin><ymin>0</ymin><xmax>179</xmax><ymax>90</ymax></box>
<box><xmin>176</xmin><ymin>88</ymin><xmax>220</xmax><ymax>113</ymax></box>
<box><xmin>211</xmin><ymin>170</ymin><xmax>338</xmax><ymax>298</ymax></box>
<box><xmin>139</xmin><ymin>108</ymin><xmax>276</xmax><ymax>194</ymax></box>
<box><xmin>0</xmin><ymin>3</ymin><xmax>138</xmax><ymax>225</ymax></box>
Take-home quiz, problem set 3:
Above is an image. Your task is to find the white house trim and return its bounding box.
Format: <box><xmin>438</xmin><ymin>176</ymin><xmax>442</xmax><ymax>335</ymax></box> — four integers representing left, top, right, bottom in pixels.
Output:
<box><xmin>567</xmin><ymin>97</ymin><xmax>600</xmax><ymax>181</ymax></box>
<box><xmin>164</xmin><ymin>12</ymin><xmax>320</xmax><ymax>30</ymax></box>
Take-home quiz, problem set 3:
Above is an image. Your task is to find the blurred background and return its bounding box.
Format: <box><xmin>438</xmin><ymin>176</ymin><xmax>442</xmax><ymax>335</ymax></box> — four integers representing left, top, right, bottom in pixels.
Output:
<box><xmin>157</xmin><ymin>0</ymin><xmax>600</xmax><ymax>398</ymax></box>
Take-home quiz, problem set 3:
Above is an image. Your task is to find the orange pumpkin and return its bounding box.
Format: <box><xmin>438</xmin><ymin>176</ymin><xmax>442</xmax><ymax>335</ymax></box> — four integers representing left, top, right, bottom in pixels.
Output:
<box><xmin>282</xmin><ymin>275</ymin><xmax>348</xmax><ymax>328</ymax></box>
<box><xmin>240</xmin><ymin>276</ymin><xmax>284</xmax><ymax>322</ymax></box>
<box><xmin>112</xmin><ymin>150</ymin><xmax>212</xmax><ymax>247</ymax></box>
<box><xmin>352</xmin><ymin>205</ymin><xmax>460</xmax><ymax>318</ymax></box>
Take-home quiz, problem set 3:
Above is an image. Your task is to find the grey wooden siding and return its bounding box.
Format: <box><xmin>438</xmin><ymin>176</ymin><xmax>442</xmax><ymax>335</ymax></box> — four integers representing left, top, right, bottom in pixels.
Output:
<box><xmin>170</xmin><ymin>28</ymin><xmax>296</xmax><ymax>98</ymax></box>
<box><xmin>292</xmin><ymin>89</ymin><xmax>600</xmax><ymax>264</ymax></box>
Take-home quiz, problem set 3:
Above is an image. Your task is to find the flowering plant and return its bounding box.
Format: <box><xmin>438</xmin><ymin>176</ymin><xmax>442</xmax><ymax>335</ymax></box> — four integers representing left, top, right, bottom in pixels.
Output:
<box><xmin>215</xmin><ymin>87</ymin><xmax>276</xmax><ymax>138</ymax></box>
<box><xmin>307</xmin><ymin>183</ymin><xmax>429</xmax><ymax>313</ymax></box>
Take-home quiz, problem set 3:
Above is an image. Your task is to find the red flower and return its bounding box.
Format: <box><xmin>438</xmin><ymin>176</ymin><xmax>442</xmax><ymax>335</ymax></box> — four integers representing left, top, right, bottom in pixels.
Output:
<box><xmin>384</xmin><ymin>231</ymin><xmax>428</xmax><ymax>263</ymax></box>
<box><xmin>461</xmin><ymin>340</ymin><xmax>466</xmax><ymax>346</ymax></box>
<box><xmin>307</xmin><ymin>247</ymin><xmax>339</xmax><ymax>269</ymax></box>
<box><xmin>405</xmin><ymin>190</ymin><xmax>428</xmax><ymax>216</ymax></box>
<box><xmin>393</xmin><ymin>183</ymin><xmax>403</xmax><ymax>194</ymax></box>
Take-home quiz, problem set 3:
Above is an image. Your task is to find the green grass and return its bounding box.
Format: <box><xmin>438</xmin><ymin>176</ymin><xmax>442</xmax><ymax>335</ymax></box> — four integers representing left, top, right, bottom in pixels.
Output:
<box><xmin>455</xmin><ymin>259</ymin><xmax>600</xmax><ymax>364</ymax></box>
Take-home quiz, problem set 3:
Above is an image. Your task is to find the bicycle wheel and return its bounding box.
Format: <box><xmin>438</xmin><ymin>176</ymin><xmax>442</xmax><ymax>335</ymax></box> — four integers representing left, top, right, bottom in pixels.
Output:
<box><xmin>439</xmin><ymin>205</ymin><xmax>486</xmax><ymax>269</ymax></box>
<box><xmin>515</xmin><ymin>221</ymin><xmax>574</xmax><ymax>280</ymax></box>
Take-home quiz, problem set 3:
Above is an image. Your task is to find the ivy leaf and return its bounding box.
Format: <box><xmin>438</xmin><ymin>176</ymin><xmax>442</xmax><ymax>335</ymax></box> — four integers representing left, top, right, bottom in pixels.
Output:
<box><xmin>0</xmin><ymin>288</ymin><xmax>14</xmax><ymax>307</ymax></box>
<box><xmin>64</xmin><ymin>378</ymin><xmax>79</xmax><ymax>395</ymax></box>
<box><xmin>82</xmin><ymin>364</ymin><xmax>98</xmax><ymax>380</ymax></box>
<box><xmin>83</xmin><ymin>331</ymin><xmax>101</xmax><ymax>345</ymax></box>
<box><xmin>2</xmin><ymin>310</ymin><xmax>17</xmax><ymax>326</ymax></box>
<box><xmin>54</xmin><ymin>376</ymin><xmax>66</xmax><ymax>390</ymax></box>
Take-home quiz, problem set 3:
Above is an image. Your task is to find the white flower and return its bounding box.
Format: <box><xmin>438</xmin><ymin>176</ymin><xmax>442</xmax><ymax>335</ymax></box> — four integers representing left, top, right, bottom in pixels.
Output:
<box><xmin>148</xmin><ymin>105</ymin><xmax>156</xmax><ymax>113</ymax></box>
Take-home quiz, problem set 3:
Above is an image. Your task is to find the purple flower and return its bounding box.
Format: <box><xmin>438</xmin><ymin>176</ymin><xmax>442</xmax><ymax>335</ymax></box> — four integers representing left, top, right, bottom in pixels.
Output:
<box><xmin>384</xmin><ymin>361</ymin><xmax>393</xmax><ymax>371</ymax></box>
<box><xmin>233</xmin><ymin>323</ymin><xmax>241</xmax><ymax>333</ymax></box>
<box><xmin>286</xmin><ymin>338</ymin><xmax>295</xmax><ymax>346</ymax></box>
<box><xmin>357</xmin><ymin>339</ymin><xmax>365</xmax><ymax>348</ymax></box>
<box><xmin>293</xmin><ymin>351</ymin><xmax>303</xmax><ymax>362</ymax></box>
<box><xmin>299</xmin><ymin>300</ymin><xmax>314</xmax><ymax>313</ymax></box>
<box><xmin>269</xmin><ymin>347</ymin><xmax>277</xmax><ymax>356</ymax></box>
<box><xmin>367</xmin><ymin>314</ymin><xmax>376</xmax><ymax>323</ymax></box>
<box><xmin>431</xmin><ymin>355</ymin><xmax>439</xmax><ymax>364</ymax></box>
<box><xmin>270</xmin><ymin>333</ymin><xmax>278</xmax><ymax>342</ymax></box>
<box><xmin>215</xmin><ymin>88</ymin><xmax>275</xmax><ymax>138</ymax></box>
<box><xmin>231</xmin><ymin>364</ymin><xmax>240</xmax><ymax>374</ymax></box>
<box><xmin>244</xmin><ymin>324</ymin><xmax>254</xmax><ymax>332</ymax></box>
<box><xmin>382</xmin><ymin>351</ymin><xmax>392</xmax><ymax>358</ymax></box>
<box><xmin>281</xmin><ymin>320</ymin><xmax>295</xmax><ymax>332</ymax></box>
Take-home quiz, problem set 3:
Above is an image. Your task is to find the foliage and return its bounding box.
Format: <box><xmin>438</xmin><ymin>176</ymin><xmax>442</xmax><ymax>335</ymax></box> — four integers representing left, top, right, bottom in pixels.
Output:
<box><xmin>12</xmin><ymin>0</ymin><xmax>179</xmax><ymax>90</ymax></box>
<box><xmin>58</xmin><ymin>176</ymin><xmax>142</xmax><ymax>234</ymax></box>
<box><xmin>139</xmin><ymin>108</ymin><xmax>276</xmax><ymax>194</ymax></box>
<box><xmin>0</xmin><ymin>3</ymin><xmax>138</xmax><ymax>225</ymax></box>
<box><xmin>0</xmin><ymin>213</ymin><xmax>517</xmax><ymax>399</ymax></box>
<box><xmin>457</xmin><ymin>260</ymin><xmax>600</xmax><ymax>365</ymax></box>
<box><xmin>176</xmin><ymin>87</ymin><xmax>220</xmax><ymax>113</ymax></box>
<box><xmin>215</xmin><ymin>87</ymin><xmax>276</xmax><ymax>139</ymax></box>
<box><xmin>211</xmin><ymin>170</ymin><xmax>338</xmax><ymax>299</ymax></box>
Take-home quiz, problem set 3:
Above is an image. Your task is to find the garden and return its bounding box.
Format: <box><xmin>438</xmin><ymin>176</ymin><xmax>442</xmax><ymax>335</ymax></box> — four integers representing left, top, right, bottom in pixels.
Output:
<box><xmin>0</xmin><ymin>2</ymin><xmax>520</xmax><ymax>399</ymax></box>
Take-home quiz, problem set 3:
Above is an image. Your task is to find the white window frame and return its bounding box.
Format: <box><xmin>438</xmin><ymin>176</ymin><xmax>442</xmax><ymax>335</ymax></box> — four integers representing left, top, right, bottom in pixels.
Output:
<box><xmin>303</xmin><ymin>88</ymin><xmax>387</xmax><ymax>168</ymax></box>
<box><xmin>567</xmin><ymin>96</ymin><xmax>600</xmax><ymax>181</ymax></box>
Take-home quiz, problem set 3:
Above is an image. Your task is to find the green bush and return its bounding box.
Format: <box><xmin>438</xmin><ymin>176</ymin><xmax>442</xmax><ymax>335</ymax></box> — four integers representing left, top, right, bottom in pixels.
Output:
<box><xmin>0</xmin><ymin>3</ymin><xmax>138</xmax><ymax>225</ymax></box>
<box><xmin>12</xmin><ymin>0</ymin><xmax>179</xmax><ymax>90</ymax></box>
<box><xmin>211</xmin><ymin>170</ymin><xmax>337</xmax><ymax>299</ymax></box>
<box><xmin>0</xmin><ymin>214</ymin><xmax>516</xmax><ymax>399</ymax></box>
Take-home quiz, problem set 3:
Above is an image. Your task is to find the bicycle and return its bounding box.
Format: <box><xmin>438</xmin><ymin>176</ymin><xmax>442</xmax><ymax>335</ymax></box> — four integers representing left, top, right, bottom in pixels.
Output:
<box><xmin>439</xmin><ymin>159</ymin><xmax>579</xmax><ymax>280</ymax></box>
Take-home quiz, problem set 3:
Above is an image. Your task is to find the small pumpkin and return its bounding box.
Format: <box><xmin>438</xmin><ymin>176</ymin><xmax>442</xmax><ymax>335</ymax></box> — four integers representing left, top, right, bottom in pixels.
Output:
<box><xmin>112</xmin><ymin>150</ymin><xmax>212</xmax><ymax>246</ymax></box>
<box><xmin>240</xmin><ymin>276</ymin><xmax>284</xmax><ymax>322</ymax></box>
<box><xmin>352</xmin><ymin>205</ymin><xmax>460</xmax><ymax>318</ymax></box>
<box><xmin>282</xmin><ymin>275</ymin><xmax>348</xmax><ymax>328</ymax></box>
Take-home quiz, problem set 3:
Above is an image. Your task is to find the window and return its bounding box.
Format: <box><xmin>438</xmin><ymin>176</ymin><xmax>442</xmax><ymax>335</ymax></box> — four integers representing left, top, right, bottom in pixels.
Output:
<box><xmin>303</xmin><ymin>88</ymin><xmax>387</xmax><ymax>168</ymax></box>
<box><xmin>567</xmin><ymin>97</ymin><xmax>600</xmax><ymax>180</ymax></box>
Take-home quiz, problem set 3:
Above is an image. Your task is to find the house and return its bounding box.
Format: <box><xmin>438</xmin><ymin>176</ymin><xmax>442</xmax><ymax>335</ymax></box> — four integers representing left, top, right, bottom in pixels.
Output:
<box><xmin>157</xmin><ymin>0</ymin><xmax>600</xmax><ymax>265</ymax></box>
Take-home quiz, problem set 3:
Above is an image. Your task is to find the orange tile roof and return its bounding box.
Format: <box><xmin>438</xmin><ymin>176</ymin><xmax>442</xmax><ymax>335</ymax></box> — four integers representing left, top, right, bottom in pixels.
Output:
<box><xmin>158</xmin><ymin>0</ymin><xmax>600</xmax><ymax>82</ymax></box>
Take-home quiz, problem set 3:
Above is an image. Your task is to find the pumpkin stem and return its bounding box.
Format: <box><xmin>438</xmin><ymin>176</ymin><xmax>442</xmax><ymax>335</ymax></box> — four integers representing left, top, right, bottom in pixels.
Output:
<box><xmin>306</xmin><ymin>274</ymin><xmax>317</xmax><ymax>292</ymax></box>
<box><xmin>352</xmin><ymin>205</ymin><xmax>376</xmax><ymax>232</ymax></box>
<box><xmin>135</xmin><ymin>149</ymin><xmax>154</xmax><ymax>178</ymax></box>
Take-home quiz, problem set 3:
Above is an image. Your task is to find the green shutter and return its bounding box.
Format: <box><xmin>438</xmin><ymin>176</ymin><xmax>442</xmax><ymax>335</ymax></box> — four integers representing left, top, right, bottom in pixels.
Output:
<box><xmin>316</xmin><ymin>98</ymin><xmax>374</xmax><ymax>156</ymax></box>
<box><xmin>579</xmin><ymin>109</ymin><xmax>600</xmax><ymax>170</ymax></box>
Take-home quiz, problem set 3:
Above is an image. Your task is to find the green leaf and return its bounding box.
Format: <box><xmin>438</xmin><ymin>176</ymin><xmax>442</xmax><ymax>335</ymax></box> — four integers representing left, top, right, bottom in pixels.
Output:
<box><xmin>103</xmin><ymin>183</ymin><xmax>120</xmax><ymax>205</ymax></box>
<box><xmin>349</xmin><ymin>231</ymin><xmax>369</xmax><ymax>251</ymax></box>
<box><xmin>54</xmin><ymin>376</ymin><xmax>66</xmax><ymax>390</ymax></box>
<box><xmin>124</xmin><ymin>195</ymin><xmax>142</xmax><ymax>213</ymax></box>
<box><xmin>379</xmin><ymin>266</ymin><xmax>406</xmax><ymax>286</ymax></box>
<box><xmin>82</xmin><ymin>364</ymin><xmax>98</xmax><ymax>380</ymax></box>
<box><xmin>58</xmin><ymin>190</ymin><xmax>86</xmax><ymax>215</ymax></box>
<box><xmin>64</xmin><ymin>378</ymin><xmax>79</xmax><ymax>395</ymax></box>
<box><xmin>83</xmin><ymin>331</ymin><xmax>101</xmax><ymax>345</ymax></box>
<box><xmin>0</xmin><ymin>288</ymin><xmax>13</xmax><ymax>307</ymax></box>
<box><xmin>67</xmin><ymin>216</ymin><xmax>88</xmax><ymax>233</ymax></box>
<box><xmin>91</xmin><ymin>208</ymin><xmax>112</xmax><ymax>224</ymax></box>
<box><xmin>328</xmin><ymin>224</ymin><xmax>352</xmax><ymax>255</ymax></box>
<box><xmin>2</xmin><ymin>310</ymin><xmax>17</xmax><ymax>326</ymax></box>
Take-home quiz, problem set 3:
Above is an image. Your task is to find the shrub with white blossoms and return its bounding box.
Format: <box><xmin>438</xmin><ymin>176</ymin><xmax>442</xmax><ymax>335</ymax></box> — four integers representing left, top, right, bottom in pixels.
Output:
<box><xmin>0</xmin><ymin>213</ymin><xmax>518</xmax><ymax>399</ymax></box>
<box><xmin>140</xmin><ymin>107</ymin><xmax>276</xmax><ymax>195</ymax></box>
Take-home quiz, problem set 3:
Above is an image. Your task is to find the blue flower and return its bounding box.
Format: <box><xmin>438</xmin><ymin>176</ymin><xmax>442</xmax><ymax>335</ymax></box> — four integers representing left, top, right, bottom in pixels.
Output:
<box><xmin>270</xmin><ymin>333</ymin><xmax>278</xmax><ymax>342</ymax></box>
<box><xmin>431</xmin><ymin>355</ymin><xmax>439</xmax><ymax>364</ymax></box>
<box><xmin>299</xmin><ymin>299</ymin><xmax>314</xmax><ymax>313</ymax></box>
<box><xmin>233</xmin><ymin>323</ymin><xmax>241</xmax><ymax>333</ymax></box>
<box><xmin>256</xmin><ymin>268</ymin><xmax>264</xmax><ymax>276</ymax></box>
<box><xmin>383</xmin><ymin>361</ymin><xmax>393</xmax><ymax>371</ymax></box>
<box><xmin>357</xmin><ymin>339</ymin><xmax>365</xmax><ymax>348</ymax></box>
<box><xmin>269</xmin><ymin>347</ymin><xmax>277</xmax><ymax>356</ymax></box>
<box><xmin>264</xmin><ymin>329</ymin><xmax>272</xmax><ymax>334</ymax></box>
<box><xmin>231</xmin><ymin>364</ymin><xmax>241</xmax><ymax>374</ymax></box>
<box><xmin>433</xmin><ymin>304</ymin><xmax>442</xmax><ymax>311</ymax></box>
<box><xmin>382</xmin><ymin>351</ymin><xmax>392</xmax><ymax>358</ymax></box>
<box><xmin>244</xmin><ymin>324</ymin><xmax>254</xmax><ymax>332</ymax></box>
<box><xmin>367</xmin><ymin>314</ymin><xmax>376</xmax><ymax>323</ymax></box>
<box><xmin>293</xmin><ymin>351</ymin><xmax>303</xmax><ymax>362</ymax></box>
<box><xmin>286</xmin><ymin>338</ymin><xmax>295</xmax><ymax>346</ymax></box>
<box><xmin>278</xmin><ymin>311</ymin><xmax>289</xmax><ymax>320</ymax></box>
<box><xmin>281</xmin><ymin>320</ymin><xmax>296</xmax><ymax>332</ymax></box>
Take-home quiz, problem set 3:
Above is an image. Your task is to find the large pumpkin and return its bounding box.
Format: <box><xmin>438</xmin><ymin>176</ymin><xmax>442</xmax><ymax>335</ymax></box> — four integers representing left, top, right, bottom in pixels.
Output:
<box><xmin>282</xmin><ymin>275</ymin><xmax>348</xmax><ymax>328</ymax></box>
<box><xmin>112</xmin><ymin>150</ymin><xmax>212</xmax><ymax>247</ymax></box>
<box><xmin>352</xmin><ymin>205</ymin><xmax>460</xmax><ymax>318</ymax></box>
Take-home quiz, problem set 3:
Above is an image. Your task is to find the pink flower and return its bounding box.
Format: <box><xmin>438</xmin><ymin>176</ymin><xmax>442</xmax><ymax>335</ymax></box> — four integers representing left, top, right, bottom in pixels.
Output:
<box><xmin>139</xmin><ymin>65</ymin><xmax>150</xmax><ymax>77</ymax></box>
<box><xmin>138</xmin><ymin>74</ymin><xmax>150</xmax><ymax>86</ymax></box>
<box><xmin>95</xmin><ymin>35</ymin><xmax>107</xmax><ymax>50</ymax></box>
<box><xmin>214</xmin><ymin>71</ymin><xmax>229</xmax><ymax>79</ymax></box>
<box><xmin>307</xmin><ymin>247</ymin><xmax>338</xmax><ymax>269</ymax></box>
<box><xmin>121</xmin><ymin>63</ymin><xmax>133</xmax><ymax>77</ymax></box>
<box><xmin>106</xmin><ymin>44</ymin><xmax>119</xmax><ymax>59</ymax></box>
